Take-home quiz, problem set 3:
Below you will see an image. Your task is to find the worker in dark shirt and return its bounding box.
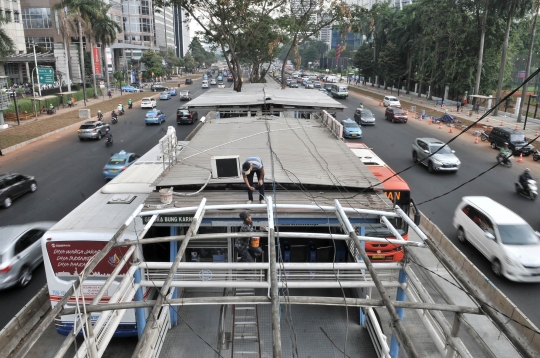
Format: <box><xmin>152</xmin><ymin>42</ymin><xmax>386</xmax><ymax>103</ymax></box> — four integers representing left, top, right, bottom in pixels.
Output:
<box><xmin>236</xmin><ymin>211</ymin><xmax>263</xmax><ymax>262</ymax></box>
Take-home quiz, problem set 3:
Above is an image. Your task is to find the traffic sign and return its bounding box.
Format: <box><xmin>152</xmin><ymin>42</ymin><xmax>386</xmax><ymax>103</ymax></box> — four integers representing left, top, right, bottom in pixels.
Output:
<box><xmin>38</xmin><ymin>68</ymin><xmax>55</xmax><ymax>85</ymax></box>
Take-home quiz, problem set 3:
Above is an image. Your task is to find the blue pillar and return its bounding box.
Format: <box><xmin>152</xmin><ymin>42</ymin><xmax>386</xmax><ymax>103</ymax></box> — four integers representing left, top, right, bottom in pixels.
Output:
<box><xmin>134</xmin><ymin>268</ymin><xmax>145</xmax><ymax>339</ymax></box>
<box><xmin>358</xmin><ymin>226</ymin><xmax>366</xmax><ymax>325</ymax></box>
<box><xmin>390</xmin><ymin>268</ymin><xmax>408</xmax><ymax>357</ymax></box>
<box><xmin>169</xmin><ymin>226</ymin><xmax>178</xmax><ymax>326</ymax></box>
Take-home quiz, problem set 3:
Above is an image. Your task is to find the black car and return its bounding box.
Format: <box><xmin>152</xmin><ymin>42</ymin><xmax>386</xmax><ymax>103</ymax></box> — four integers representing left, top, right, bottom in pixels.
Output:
<box><xmin>130</xmin><ymin>82</ymin><xmax>141</xmax><ymax>88</ymax></box>
<box><xmin>488</xmin><ymin>127</ymin><xmax>534</xmax><ymax>156</ymax></box>
<box><xmin>323</xmin><ymin>83</ymin><xmax>333</xmax><ymax>91</ymax></box>
<box><xmin>0</xmin><ymin>173</ymin><xmax>37</xmax><ymax>208</ymax></box>
<box><xmin>176</xmin><ymin>107</ymin><xmax>199</xmax><ymax>124</ymax></box>
<box><xmin>151</xmin><ymin>84</ymin><xmax>168</xmax><ymax>92</ymax></box>
<box><xmin>185</xmin><ymin>78</ymin><xmax>193</xmax><ymax>85</ymax></box>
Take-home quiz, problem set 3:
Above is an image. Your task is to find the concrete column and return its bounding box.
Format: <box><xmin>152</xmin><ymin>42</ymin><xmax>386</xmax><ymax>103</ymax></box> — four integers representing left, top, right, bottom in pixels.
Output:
<box><xmin>444</xmin><ymin>85</ymin><xmax>449</xmax><ymax>100</ymax></box>
<box><xmin>515</xmin><ymin>97</ymin><xmax>522</xmax><ymax>116</ymax></box>
<box><xmin>25</xmin><ymin>62</ymin><xmax>30</xmax><ymax>84</ymax></box>
<box><xmin>414</xmin><ymin>83</ymin><xmax>418</xmax><ymax>94</ymax></box>
<box><xmin>487</xmin><ymin>96</ymin><xmax>493</xmax><ymax>111</ymax></box>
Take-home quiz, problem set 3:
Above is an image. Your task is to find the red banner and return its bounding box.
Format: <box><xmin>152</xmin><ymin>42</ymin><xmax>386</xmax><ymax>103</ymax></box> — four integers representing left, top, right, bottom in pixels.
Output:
<box><xmin>93</xmin><ymin>47</ymin><xmax>101</xmax><ymax>74</ymax></box>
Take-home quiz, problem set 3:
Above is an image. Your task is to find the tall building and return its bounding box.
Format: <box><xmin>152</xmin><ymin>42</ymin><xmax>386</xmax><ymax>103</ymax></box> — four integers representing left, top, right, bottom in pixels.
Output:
<box><xmin>0</xmin><ymin>0</ymin><xmax>29</xmax><ymax>82</ymax></box>
<box><xmin>173</xmin><ymin>6</ymin><xmax>190</xmax><ymax>58</ymax></box>
<box><xmin>153</xmin><ymin>6</ymin><xmax>175</xmax><ymax>51</ymax></box>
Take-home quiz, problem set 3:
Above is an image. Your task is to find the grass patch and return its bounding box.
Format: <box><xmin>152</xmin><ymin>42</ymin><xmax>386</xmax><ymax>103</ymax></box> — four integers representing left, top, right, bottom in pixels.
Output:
<box><xmin>0</xmin><ymin>91</ymin><xmax>156</xmax><ymax>149</ymax></box>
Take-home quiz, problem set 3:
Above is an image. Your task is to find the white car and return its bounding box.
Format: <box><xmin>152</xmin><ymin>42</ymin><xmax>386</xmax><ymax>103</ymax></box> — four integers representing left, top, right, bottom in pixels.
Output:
<box><xmin>210</xmin><ymin>79</ymin><xmax>217</xmax><ymax>85</ymax></box>
<box><xmin>141</xmin><ymin>97</ymin><xmax>156</xmax><ymax>109</ymax></box>
<box><xmin>453</xmin><ymin>196</ymin><xmax>540</xmax><ymax>282</ymax></box>
<box><xmin>383</xmin><ymin>96</ymin><xmax>401</xmax><ymax>107</ymax></box>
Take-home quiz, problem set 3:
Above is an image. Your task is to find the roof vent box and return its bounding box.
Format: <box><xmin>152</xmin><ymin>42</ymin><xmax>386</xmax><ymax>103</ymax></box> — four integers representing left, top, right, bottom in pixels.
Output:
<box><xmin>211</xmin><ymin>155</ymin><xmax>241</xmax><ymax>179</ymax></box>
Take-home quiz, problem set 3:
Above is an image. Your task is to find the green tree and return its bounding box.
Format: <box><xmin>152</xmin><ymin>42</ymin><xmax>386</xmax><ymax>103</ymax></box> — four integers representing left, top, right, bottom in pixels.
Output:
<box><xmin>353</xmin><ymin>44</ymin><xmax>374</xmax><ymax>83</ymax></box>
<box><xmin>157</xmin><ymin>0</ymin><xmax>287</xmax><ymax>92</ymax></box>
<box><xmin>53</xmin><ymin>0</ymin><xmax>104</xmax><ymax>103</ymax></box>
<box><xmin>493</xmin><ymin>0</ymin><xmax>533</xmax><ymax>116</ymax></box>
<box><xmin>159</xmin><ymin>48</ymin><xmax>184</xmax><ymax>74</ymax></box>
<box><xmin>93</xmin><ymin>4</ymin><xmax>122</xmax><ymax>91</ymax></box>
<box><xmin>140</xmin><ymin>50</ymin><xmax>165</xmax><ymax>80</ymax></box>
<box><xmin>0</xmin><ymin>15</ymin><xmax>15</xmax><ymax>57</ymax></box>
<box><xmin>183</xmin><ymin>52</ymin><xmax>198</xmax><ymax>73</ymax></box>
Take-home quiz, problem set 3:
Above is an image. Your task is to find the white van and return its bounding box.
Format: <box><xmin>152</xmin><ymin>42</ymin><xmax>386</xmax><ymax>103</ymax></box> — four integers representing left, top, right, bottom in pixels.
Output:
<box><xmin>202</xmin><ymin>80</ymin><xmax>209</xmax><ymax>88</ymax></box>
<box><xmin>330</xmin><ymin>84</ymin><xmax>348</xmax><ymax>99</ymax></box>
<box><xmin>453</xmin><ymin>196</ymin><xmax>540</xmax><ymax>282</ymax></box>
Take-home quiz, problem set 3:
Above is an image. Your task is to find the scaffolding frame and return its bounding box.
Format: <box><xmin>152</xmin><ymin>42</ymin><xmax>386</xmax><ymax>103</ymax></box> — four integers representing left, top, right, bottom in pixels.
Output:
<box><xmin>37</xmin><ymin>198</ymin><xmax>498</xmax><ymax>358</ymax></box>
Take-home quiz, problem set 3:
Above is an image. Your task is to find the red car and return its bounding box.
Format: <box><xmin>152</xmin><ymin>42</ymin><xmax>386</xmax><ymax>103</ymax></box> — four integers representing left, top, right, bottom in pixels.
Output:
<box><xmin>385</xmin><ymin>107</ymin><xmax>408</xmax><ymax>123</ymax></box>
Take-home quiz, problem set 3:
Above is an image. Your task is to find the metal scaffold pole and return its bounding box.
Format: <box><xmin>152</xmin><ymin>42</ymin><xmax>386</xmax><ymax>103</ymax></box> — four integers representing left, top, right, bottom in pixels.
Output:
<box><xmin>334</xmin><ymin>199</ymin><xmax>420</xmax><ymax>358</ymax></box>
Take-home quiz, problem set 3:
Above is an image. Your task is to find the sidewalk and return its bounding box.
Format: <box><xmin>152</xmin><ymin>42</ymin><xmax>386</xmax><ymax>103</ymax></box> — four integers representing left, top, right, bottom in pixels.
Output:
<box><xmin>348</xmin><ymin>82</ymin><xmax>540</xmax><ymax>143</ymax></box>
<box><xmin>0</xmin><ymin>80</ymin><xmax>181</xmax><ymax>154</ymax></box>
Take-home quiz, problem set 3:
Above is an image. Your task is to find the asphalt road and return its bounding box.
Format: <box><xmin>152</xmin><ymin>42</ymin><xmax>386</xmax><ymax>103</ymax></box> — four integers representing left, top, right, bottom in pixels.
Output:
<box><xmin>336</xmin><ymin>90</ymin><xmax>540</xmax><ymax>328</ymax></box>
<box><xmin>0</xmin><ymin>77</ymin><xmax>223</xmax><ymax>329</ymax></box>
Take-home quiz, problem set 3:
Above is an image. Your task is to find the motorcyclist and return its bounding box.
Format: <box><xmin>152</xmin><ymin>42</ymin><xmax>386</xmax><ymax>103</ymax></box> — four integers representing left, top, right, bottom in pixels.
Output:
<box><xmin>519</xmin><ymin>168</ymin><xmax>533</xmax><ymax>192</ymax></box>
<box><xmin>105</xmin><ymin>131</ymin><xmax>113</xmax><ymax>145</ymax></box>
<box><xmin>359</xmin><ymin>102</ymin><xmax>364</xmax><ymax>109</ymax></box>
<box><xmin>117</xmin><ymin>103</ymin><xmax>124</xmax><ymax>114</ymax></box>
<box><xmin>499</xmin><ymin>142</ymin><xmax>511</xmax><ymax>164</ymax></box>
<box><xmin>128</xmin><ymin>98</ymin><xmax>133</xmax><ymax>109</ymax></box>
<box><xmin>97</xmin><ymin>110</ymin><xmax>103</xmax><ymax>120</ymax></box>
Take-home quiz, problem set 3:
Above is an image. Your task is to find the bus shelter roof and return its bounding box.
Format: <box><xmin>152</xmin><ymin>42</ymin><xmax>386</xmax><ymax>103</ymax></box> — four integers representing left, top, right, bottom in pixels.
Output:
<box><xmin>469</xmin><ymin>95</ymin><xmax>493</xmax><ymax>99</ymax></box>
<box><xmin>31</xmin><ymin>95</ymin><xmax>58</xmax><ymax>101</ymax></box>
<box><xmin>54</xmin><ymin>91</ymin><xmax>78</xmax><ymax>96</ymax></box>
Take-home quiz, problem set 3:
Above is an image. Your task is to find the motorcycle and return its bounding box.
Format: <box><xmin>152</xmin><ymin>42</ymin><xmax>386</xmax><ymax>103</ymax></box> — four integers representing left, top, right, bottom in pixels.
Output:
<box><xmin>128</xmin><ymin>103</ymin><xmax>133</xmax><ymax>109</ymax></box>
<box><xmin>515</xmin><ymin>179</ymin><xmax>538</xmax><ymax>200</ymax></box>
<box><xmin>118</xmin><ymin>108</ymin><xmax>125</xmax><ymax>115</ymax></box>
<box><xmin>111</xmin><ymin>114</ymin><xmax>118</xmax><ymax>124</ymax></box>
<box><xmin>105</xmin><ymin>136</ymin><xmax>113</xmax><ymax>147</ymax></box>
<box><xmin>497</xmin><ymin>153</ymin><xmax>512</xmax><ymax>168</ymax></box>
<box><xmin>533</xmin><ymin>150</ymin><xmax>540</xmax><ymax>161</ymax></box>
<box><xmin>97</xmin><ymin>113</ymin><xmax>103</xmax><ymax>121</ymax></box>
<box><xmin>480</xmin><ymin>130</ymin><xmax>489</xmax><ymax>142</ymax></box>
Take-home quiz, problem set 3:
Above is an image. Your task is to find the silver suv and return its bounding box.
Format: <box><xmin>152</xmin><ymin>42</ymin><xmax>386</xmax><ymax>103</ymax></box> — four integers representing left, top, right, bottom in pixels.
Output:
<box><xmin>77</xmin><ymin>121</ymin><xmax>110</xmax><ymax>141</ymax></box>
<box><xmin>412</xmin><ymin>137</ymin><xmax>461</xmax><ymax>173</ymax></box>
<box><xmin>0</xmin><ymin>222</ymin><xmax>56</xmax><ymax>289</ymax></box>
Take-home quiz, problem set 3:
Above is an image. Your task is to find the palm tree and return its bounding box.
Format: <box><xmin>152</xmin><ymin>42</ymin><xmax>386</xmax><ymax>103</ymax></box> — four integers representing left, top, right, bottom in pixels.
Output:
<box><xmin>0</xmin><ymin>15</ymin><xmax>15</xmax><ymax>58</ymax></box>
<box><xmin>53</xmin><ymin>0</ymin><xmax>104</xmax><ymax>104</ymax></box>
<box><xmin>493</xmin><ymin>0</ymin><xmax>533</xmax><ymax>116</ymax></box>
<box><xmin>93</xmin><ymin>5</ymin><xmax>122</xmax><ymax>94</ymax></box>
<box><xmin>57</xmin><ymin>9</ymin><xmax>78</xmax><ymax>92</ymax></box>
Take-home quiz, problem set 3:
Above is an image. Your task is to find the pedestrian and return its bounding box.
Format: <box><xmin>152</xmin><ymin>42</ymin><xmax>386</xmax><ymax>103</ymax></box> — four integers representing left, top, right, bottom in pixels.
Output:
<box><xmin>475</xmin><ymin>102</ymin><xmax>480</xmax><ymax>114</ymax></box>
<box><xmin>108</xmin><ymin>90</ymin><xmax>112</xmax><ymax>99</ymax></box>
<box><xmin>456</xmin><ymin>100</ymin><xmax>461</xmax><ymax>113</ymax></box>
<box><xmin>242</xmin><ymin>156</ymin><xmax>265</xmax><ymax>204</ymax></box>
<box><xmin>235</xmin><ymin>211</ymin><xmax>263</xmax><ymax>263</ymax></box>
<box><xmin>67</xmin><ymin>98</ymin><xmax>73</xmax><ymax>108</ymax></box>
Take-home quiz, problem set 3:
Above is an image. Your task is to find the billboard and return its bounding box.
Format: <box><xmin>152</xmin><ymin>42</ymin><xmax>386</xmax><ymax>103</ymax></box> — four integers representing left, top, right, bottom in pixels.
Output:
<box><xmin>93</xmin><ymin>47</ymin><xmax>101</xmax><ymax>75</ymax></box>
<box><xmin>105</xmin><ymin>47</ymin><xmax>113</xmax><ymax>74</ymax></box>
<box><xmin>46</xmin><ymin>241</ymin><xmax>130</xmax><ymax>276</ymax></box>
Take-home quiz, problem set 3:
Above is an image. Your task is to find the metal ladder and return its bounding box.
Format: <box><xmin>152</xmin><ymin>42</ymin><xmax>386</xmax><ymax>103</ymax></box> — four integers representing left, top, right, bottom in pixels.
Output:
<box><xmin>230</xmin><ymin>287</ymin><xmax>261</xmax><ymax>358</ymax></box>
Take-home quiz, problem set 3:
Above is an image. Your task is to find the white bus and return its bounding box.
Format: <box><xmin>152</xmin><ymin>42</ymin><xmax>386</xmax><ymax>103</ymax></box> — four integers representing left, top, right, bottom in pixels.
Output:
<box><xmin>41</xmin><ymin>132</ymin><xmax>179</xmax><ymax>336</ymax></box>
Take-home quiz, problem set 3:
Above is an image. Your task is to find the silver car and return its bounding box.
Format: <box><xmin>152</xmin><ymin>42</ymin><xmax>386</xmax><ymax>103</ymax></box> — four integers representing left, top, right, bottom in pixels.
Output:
<box><xmin>354</xmin><ymin>108</ymin><xmax>376</xmax><ymax>125</ymax></box>
<box><xmin>77</xmin><ymin>121</ymin><xmax>110</xmax><ymax>141</ymax></box>
<box><xmin>0</xmin><ymin>222</ymin><xmax>56</xmax><ymax>289</ymax></box>
<box><xmin>412</xmin><ymin>137</ymin><xmax>461</xmax><ymax>173</ymax></box>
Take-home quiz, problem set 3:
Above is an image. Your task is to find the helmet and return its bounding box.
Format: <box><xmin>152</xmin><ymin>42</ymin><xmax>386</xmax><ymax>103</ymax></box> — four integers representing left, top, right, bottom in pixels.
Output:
<box><xmin>525</xmin><ymin>168</ymin><xmax>531</xmax><ymax>173</ymax></box>
<box><xmin>504</xmin><ymin>142</ymin><xmax>509</xmax><ymax>146</ymax></box>
<box><xmin>98</xmin><ymin>110</ymin><xmax>101</xmax><ymax>113</ymax></box>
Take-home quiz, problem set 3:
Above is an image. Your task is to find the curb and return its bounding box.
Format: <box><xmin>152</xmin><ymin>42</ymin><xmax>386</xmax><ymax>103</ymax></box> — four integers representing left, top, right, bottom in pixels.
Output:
<box><xmin>1</xmin><ymin>118</ymin><xmax>90</xmax><ymax>155</ymax></box>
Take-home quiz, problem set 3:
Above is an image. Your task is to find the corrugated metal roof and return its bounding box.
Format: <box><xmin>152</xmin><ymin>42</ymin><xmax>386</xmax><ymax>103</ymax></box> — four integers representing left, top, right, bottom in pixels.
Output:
<box><xmin>157</xmin><ymin>116</ymin><xmax>382</xmax><ymax>190</ymax></box>
<box><xmin>185</xmin><ymin>87</ymin><xmax>346</xmax><ymax>112</ymax></box>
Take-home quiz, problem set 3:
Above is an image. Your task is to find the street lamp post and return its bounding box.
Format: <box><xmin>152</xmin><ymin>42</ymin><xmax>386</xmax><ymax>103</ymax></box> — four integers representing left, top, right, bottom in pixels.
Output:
<box><xmin>31</xmin><ymin>42</ymin><xmax>41</xmax><ymax>97</ymax></box>
<box><xmin>523</xmin><ymin>94</ymin><xmax>537</xmax><ymax>130</ymax></box>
